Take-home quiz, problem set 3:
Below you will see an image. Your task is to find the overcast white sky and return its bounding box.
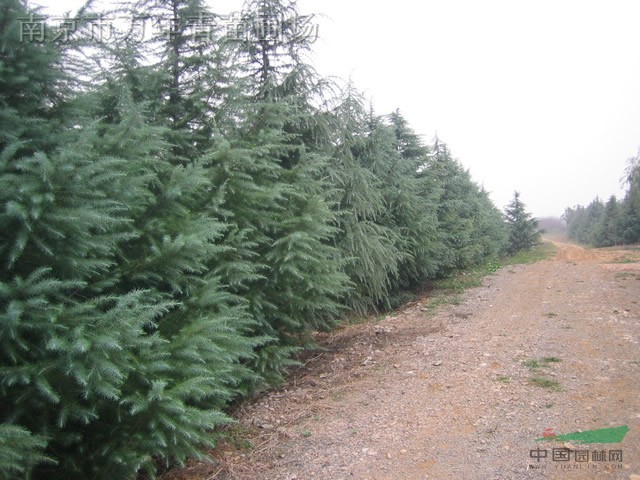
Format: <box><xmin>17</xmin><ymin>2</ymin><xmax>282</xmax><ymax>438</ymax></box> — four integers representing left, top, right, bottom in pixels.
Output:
<box><xmin>35</xmin><ymin>0</ymin><xmax>640</xmax><ymax>217</ymax></box>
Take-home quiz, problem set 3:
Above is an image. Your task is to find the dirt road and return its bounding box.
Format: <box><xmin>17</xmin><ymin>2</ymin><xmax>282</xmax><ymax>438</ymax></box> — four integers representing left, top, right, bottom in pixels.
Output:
<box><xmin>164</xmin><ymin>241</ymin><xmax>640</xmax><ymax>480</ymax></box>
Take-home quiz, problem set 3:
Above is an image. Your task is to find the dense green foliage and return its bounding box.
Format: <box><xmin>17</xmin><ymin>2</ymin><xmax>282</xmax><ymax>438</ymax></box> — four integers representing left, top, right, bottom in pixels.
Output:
<box><xmin>564</xmin><ymin>151</ymin><xmax>640</xmax><ymax>246</ymax></box>
<box><xmin>504</xmin><ymin>191</ymin><xmax>541</xmax><ymax>254</ymax></box>
<box><xmin>0</xmin><ymin>0</ymin><xmax>509</xmax><ymax>478</ymax></box>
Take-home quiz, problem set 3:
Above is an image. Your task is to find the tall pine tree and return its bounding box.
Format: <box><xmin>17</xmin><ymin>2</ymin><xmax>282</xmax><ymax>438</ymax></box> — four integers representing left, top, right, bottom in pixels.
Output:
<box><xmin>504</xmin><ymin>191</ymin><xmax>540</xmax><ymax>254</ymax></box>
<box><xmin>206</xmin><ymin>0</ymin><xmax>349</xmax><ymax>381</ymax></box>
<box><xmin>324</xmin><ymin>86</ymin><xmax>404</xmax><ymax>310</ymax></box>
<box><xmin>1</xmin><ymin>3</ymin><xmax>260</xmax><ymax>478</ymax></box>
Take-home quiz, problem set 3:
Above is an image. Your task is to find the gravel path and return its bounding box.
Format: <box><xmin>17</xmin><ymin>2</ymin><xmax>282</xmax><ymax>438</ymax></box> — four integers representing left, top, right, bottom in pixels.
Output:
<box><xmin>163</xmin><ymin>241</ymin><xmax>640</xmax><ymax>480</ymax></box>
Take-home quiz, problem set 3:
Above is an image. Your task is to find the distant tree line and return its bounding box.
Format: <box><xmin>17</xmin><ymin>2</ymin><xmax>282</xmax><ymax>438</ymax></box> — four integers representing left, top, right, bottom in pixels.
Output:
<box><xmin>0</xmin><ymin>0</ymin><xmax>526</xmax><ymax>478</ymax></box>
<box><xmin>564</xmin><ymin>152</ymin><xmax>640</xmax><ymax>246</ymax></box>
<box><xmin>537</xmin><ymin>216</ymin><xmax>567</xmax><ymax>235</ymax></box>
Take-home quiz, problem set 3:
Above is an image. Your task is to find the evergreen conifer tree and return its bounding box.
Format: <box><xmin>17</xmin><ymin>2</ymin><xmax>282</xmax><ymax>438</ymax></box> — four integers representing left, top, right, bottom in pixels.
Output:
<box><xmin>504</xmin><ymin>191</ymin><xmax>540</xmax><ymax>254</ymax></box>
<box><xmin>470</xmin><ymin>187</ymin><xmax>509</xmax><ymax>261</ymax></box>
<box><xmin>205</xmin><ymin>0</ymin><xmax>349</xmax><ymax>380</ymax></box>
<box><xmin>1</xmin><ymin>3</ymin><xmax>260</xmax><ymax>477</ymax></box>
<box><xmin>385</xmin><ymin>111</ymin><xmax>443</xmax><ymax>289</ymax></box>
<box><xmin>0</xmin><ymin>0</ymin><xmax>67</xmax><ymax>154</ymax></box>
<box><xmin>324</xmin><ymin>86</ymin><xmax>404</xmax><ymax>310</ymax></box>
<box><xmin>591</xmin><ymin>196</ymin><xmax>622</xmax><ymax>247</ymax></box>
<box><xmin>620</xmin><ymin>152</ymin><xmax>640</xmax><ymax>243</ymax></box>
<box><xmin>426</xmin><ymin>140</ymin><xmax>487</xmax><ymax>272</ymax></box>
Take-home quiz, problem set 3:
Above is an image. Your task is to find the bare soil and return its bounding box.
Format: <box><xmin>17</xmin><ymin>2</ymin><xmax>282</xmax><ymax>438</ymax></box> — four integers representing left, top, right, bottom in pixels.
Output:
<box><xmin>161</xmin><ymin>241</ymin><xmax>640</xmax><ymax>480</ymax></box>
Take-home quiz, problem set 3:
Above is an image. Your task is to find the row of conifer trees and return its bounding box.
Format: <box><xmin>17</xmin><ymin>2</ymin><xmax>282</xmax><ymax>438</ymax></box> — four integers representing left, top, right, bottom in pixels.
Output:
<box><xmin>564</xmin><ymin>152</ymin><xmax>640</xmax><ymax>247</ymax></box>
<box><xmin>0</xmin><ymin>0</ymin><xmax>510</xmax><ymax>478</ymax></box>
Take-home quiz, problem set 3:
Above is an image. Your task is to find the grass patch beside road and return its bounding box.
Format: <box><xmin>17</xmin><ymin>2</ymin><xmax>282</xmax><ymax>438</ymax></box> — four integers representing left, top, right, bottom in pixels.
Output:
<box><xmin>422</xmin><ymin>243</ymin><xmax>556</xmax><ymax>315</ymax></box>
<box><xmin>503</xmin><ymin>241</ymin><xmax>556</xmax><ymax>266</ymax></box>
<box><xmin>351</xmin><ymin>242</ymin><xmax>557</xmax><ymax>323</ymax></box>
